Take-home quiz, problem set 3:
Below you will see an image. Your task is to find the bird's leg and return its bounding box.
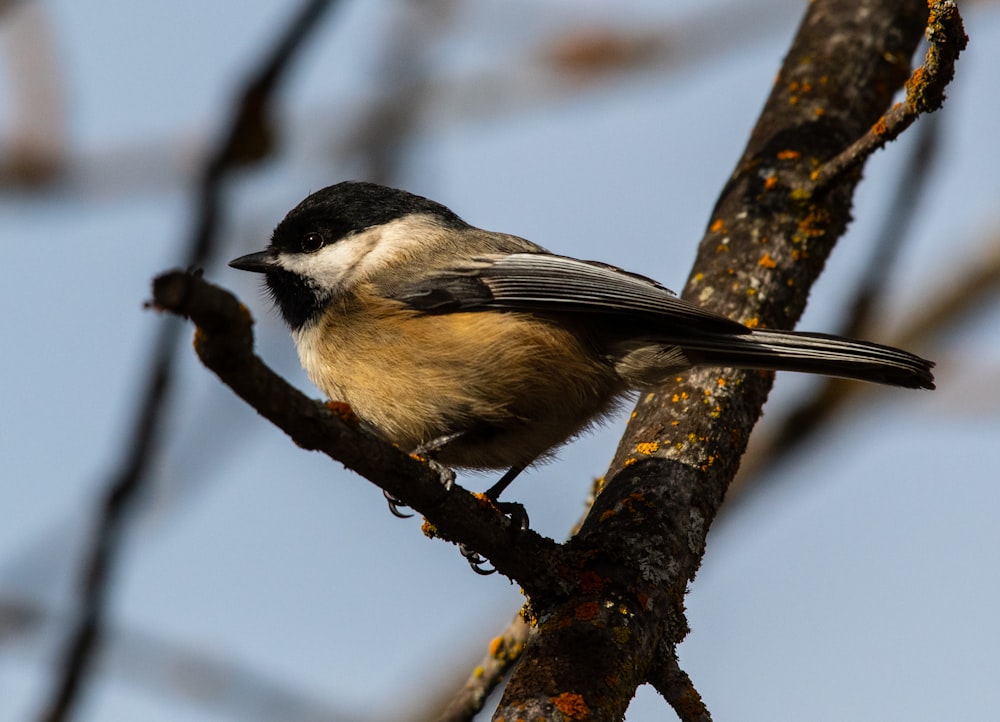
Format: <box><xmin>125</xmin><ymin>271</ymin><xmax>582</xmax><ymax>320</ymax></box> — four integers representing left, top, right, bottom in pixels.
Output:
<box><xmin>459</xmin><ymin>462</ymin><xmax>531</xmax><ymax>575</ymax></box>
<box><xmin>484</xmin><ymin>462</ymin><xmax>529</xmax><ymax>503</ymax></box>
<box><xmin>383</xmin><ymin>432</ymin><xmax>465</xmax><ymax>517</ymax></box>
<box><xmin>385</xmin><ymin>432</ymin><xmax>533</xmax><ymax>576</ymax></box>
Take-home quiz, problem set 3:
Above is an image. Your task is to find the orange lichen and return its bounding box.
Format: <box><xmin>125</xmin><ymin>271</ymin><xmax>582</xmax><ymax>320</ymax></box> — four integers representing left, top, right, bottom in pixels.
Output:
<box><xmin>635</xmin><ymin>441</ymin><xmax>659</xmax><ymax>455</ymax></box>
<box><xmin>798</xmin><ymin>209</ymin><xmax>830</xmax><ymax>237</ymax></box>
<box><xmin>488</xmin><ymin>635</ymin><xmax>505</xmax><ymax>657</ymax></box>
<box><xmin>744</xmin><ymin>316</ymin><xmax>760</xmax><ymax>328</ymax></box>
<box><xmin>709</xmin><ymin>218</ymin><xmax>725</xmax><ymax>233</ymax></box>
<box><xmin>905</xmin><ymin>66</ymin><xmax>926</xmax><ymax>103</ymax></box>
<box><xmin>758</xmin><ymin>252</ymin><xmax>777</xmax><ymax>269</ymax></box>
<box><xmin>776</xmin><ymin>149</ymin><xmax>800</xmax><ymax>160</ymax></box>
<box><xmin>717</xmin><ymin>377</ymin><xmax>727</xmax><ymax>387</ymax></box>
<box><xmin>763</xmin><ymin>174</ymin><xmax>778</xmax><ymax>190</ymax></box>
<box><xmin>325</xmin><ymin>400</ymin><xmax>358</xmax><ymax>424</ymax></box>
<box><xmin>552</xmin><ymin>692</ymin><xmax>590</xmax><ymax>719</ymax></box>
<box><xmin>872</xmin><ymin>114</ymin><xmax>889</xmax><ymax>136</ymax></box>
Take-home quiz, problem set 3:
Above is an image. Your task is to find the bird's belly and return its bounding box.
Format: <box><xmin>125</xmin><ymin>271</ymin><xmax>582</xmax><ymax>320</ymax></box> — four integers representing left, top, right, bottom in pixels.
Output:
<box><xmin>293</xmin><ymin>306</ymin><xmax>623</xmax><ymax>469</ymax></box>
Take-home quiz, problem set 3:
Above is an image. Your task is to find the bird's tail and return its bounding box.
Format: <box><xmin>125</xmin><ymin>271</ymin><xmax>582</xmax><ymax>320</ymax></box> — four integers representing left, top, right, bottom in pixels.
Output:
<box><xmin>682</xmin><ymin>329</ymin><xmax>935</xmax><ymax>389</ymax></box>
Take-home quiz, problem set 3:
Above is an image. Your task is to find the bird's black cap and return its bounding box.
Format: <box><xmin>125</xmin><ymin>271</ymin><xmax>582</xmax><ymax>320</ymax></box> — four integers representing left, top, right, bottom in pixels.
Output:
<box><xmin>270</xmin><ymin>181</ymin><xmax>469</xmax><ymax>253</ymax></box>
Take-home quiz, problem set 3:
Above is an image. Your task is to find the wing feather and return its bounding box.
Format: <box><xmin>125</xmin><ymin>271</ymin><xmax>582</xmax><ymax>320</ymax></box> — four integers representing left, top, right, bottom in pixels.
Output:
<box><xmin>394</xmin><ymin>252</ymin><xmax>748</xmax><ymax>335</ymax></box>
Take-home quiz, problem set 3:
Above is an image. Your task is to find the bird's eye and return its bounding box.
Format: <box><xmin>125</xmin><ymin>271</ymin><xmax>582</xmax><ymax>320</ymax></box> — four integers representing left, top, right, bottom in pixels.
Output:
<box><xmin>300</xmin><ymin>232</ymin><xmax>326</xmax><ymax>253</ymax></box>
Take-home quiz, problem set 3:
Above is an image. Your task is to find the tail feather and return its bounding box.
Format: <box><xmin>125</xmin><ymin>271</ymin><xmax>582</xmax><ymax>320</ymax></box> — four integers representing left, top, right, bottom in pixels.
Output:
<box><xmin>682</xmin><ymin>329</ymin><xmax>935</xmax><ymax>390</ymax></box>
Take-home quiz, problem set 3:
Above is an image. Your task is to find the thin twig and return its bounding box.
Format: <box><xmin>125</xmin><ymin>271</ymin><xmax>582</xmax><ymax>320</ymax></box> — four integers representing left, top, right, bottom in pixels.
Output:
<box><xmin>650</xmin><ymin>652</ymin><xmax>713</xmax><ymax>722</ymax></box>
<box><xmin>808</xmin><ymin>0</ymin><xmax>966</xmax><ymax>191</ymax></box>
<box><xmin>150</xmin><ymin>270</ymin><xmax>568</xmax><ymax>592</ymax></box>
<box><xmin>435</xmin><ymin>614</ymin><xmax>532</xmax><ymax>722</ymax></box>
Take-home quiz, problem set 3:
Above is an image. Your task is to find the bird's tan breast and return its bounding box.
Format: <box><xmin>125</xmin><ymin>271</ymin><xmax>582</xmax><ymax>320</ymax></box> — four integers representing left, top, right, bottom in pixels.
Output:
<box><xmin>292</xmin><ymin>297</ymin><xmax>622</xmax><ymax>468</ymax></box>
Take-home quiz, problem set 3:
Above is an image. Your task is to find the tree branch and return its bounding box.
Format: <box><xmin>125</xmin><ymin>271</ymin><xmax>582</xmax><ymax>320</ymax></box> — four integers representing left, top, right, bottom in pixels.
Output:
<box><xmin>150</xmin><ymin>270</ymin><xmax>571</xmax><ymax>595</ymax></box>
<box><xmin>494</xmin><ymin>0</ymin><xmax>960</xmax><ymax>719</ymax></box>
<box><xmin>650</xmin><ymin>651</ymin><xmax>713</xmax><ymax>722</ymax></box>
<box><xmin>148</xmin><ymin>2</ymin><xmax>965</xmax><ymax>720</ymax></box>
<box><xmin>728</xmin><ymin>97</ymin><xmax>943</xmax><ymax>503</ymax></box>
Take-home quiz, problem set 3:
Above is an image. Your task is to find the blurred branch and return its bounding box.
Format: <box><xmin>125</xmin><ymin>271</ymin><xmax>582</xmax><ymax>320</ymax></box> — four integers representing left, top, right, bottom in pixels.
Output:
<box><xmin>841</xmin><ymin>114</ymin><xmax>941</xmax><ymax>341</ymax></box>
<box><xmin>4</xmin><ymin>1</ymin><xmax>790</xmax><ymax>198</ymax></box>
<box><xmin>729</xmin><ymin>220</ymin><xmax>1000</xmax><ymax>504</ymax></box>
<box><xmin>343</xmin><ymin>0</ymin><xmax>457</xmax><ymax>184</ymax></box>
<box><xmin>36</xmin><ymin>3</ymin><xmax>338</xmax><ymax>721</ymax></box>
<box><xmin>0</xmin><ymin>1</ymin><xmax>67</xmax><ymax>185</ymax></box>
<box><xmin>2</xmin><ymin>597</ymin><xmax>358</xmax><ymax>722</ymax></box>
<box><xmin>892</xmin><ymin>229</ymin><xmax>1000</xmax><ymax>352</ymax></box>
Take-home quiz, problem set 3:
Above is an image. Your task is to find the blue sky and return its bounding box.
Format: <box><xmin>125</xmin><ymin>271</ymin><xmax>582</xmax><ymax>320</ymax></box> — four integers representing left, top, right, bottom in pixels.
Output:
<box><xmin>2</xmin><ymin>1</ymin><xmax>999</xmax><ymax>720</ymax></box>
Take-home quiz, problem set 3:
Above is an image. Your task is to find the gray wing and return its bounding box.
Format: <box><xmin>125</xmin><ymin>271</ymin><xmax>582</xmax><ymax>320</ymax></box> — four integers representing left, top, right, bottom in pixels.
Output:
<box><xmin>394</xmin><ymin>252</ymin><xmax>748</xmax><ymax>335</ymax></box>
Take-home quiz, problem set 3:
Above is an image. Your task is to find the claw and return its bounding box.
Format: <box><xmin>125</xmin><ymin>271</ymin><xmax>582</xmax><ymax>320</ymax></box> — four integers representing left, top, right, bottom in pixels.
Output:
<box><xmin>383</xmin><ymin>490</ymin><xmax>414</xmax><ymax>518</ymax></box>
<box><xmin>456</xmin><ymin>500</ymin><xmax>530</xmax><ymax>575</ymax></box>
<box><xmin>460</xmin><ymin>543</ymin><xmax>496</xmax><ymax>575</ymax></box>
<box><xmin>425</xmin><ymin>457</ymin><xmax>456</xmax><ymax>491</ymax></box>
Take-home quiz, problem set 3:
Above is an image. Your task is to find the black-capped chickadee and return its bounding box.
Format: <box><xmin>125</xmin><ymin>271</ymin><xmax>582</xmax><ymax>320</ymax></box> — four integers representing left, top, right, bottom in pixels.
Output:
<box><xmin>230</xmin><ymin>181</ymin><xmax>934</xmax><ymax>501</ymax></box>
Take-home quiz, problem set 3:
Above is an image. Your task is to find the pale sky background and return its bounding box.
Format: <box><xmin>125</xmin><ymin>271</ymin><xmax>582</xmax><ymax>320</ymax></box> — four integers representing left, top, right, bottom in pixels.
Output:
<box><xmin>2</xmin><ymin>1</ymin><xmax>999</xmax><ymax>720</ymax></box>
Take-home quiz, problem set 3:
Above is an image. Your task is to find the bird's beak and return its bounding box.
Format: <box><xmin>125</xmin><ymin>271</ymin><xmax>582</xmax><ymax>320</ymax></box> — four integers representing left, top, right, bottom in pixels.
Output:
<box><xmin>229</xmin><ymin>250</ymin><xmax>278</xmax><ymax>273</ymax></box>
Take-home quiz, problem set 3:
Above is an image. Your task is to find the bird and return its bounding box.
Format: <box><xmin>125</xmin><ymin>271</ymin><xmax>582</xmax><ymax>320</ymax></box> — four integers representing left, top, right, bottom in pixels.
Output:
<box><xmin>229</xmin><ymin>181</ymin><xmax>934</xmax><ymax>509</ymax></box>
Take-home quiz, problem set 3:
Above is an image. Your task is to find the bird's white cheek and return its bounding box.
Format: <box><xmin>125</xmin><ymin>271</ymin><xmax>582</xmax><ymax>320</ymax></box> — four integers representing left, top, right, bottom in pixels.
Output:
<box><xmin>278</xmin><ymin>236</ymin><xmax>375</xmax><ymax>290</ymax></box>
